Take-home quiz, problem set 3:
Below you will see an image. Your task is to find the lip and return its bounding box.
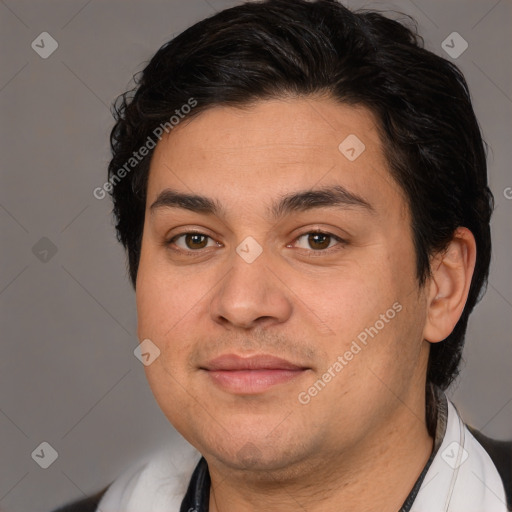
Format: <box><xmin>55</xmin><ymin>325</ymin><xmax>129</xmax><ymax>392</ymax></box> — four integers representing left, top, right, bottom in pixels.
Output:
<box><xmin>201</xmin><ymin>354</ymin><xmax>309</xmax><ymax>394</ymax></box>
<box><xmin>203</xmin><ymin>354</ymin><xmax>306</xmax><ymax>371</ymax></box>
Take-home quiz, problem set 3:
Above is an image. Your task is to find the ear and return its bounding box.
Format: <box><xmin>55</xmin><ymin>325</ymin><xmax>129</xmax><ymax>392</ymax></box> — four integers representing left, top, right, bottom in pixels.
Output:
<box><xmin>423</xmin><ymin>227</ymin><xmax>477</xmax><ymax>343</ymax></box>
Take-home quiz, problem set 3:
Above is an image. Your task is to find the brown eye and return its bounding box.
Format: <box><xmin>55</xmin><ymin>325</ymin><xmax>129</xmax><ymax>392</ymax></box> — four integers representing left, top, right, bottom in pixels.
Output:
<box><xmin>184</xmin><ymin>233</ymin><xmax>209</xmax><ymax>249</ymax></box>
<box><xmin>307</xmin><ymin>233</ymin><xmax>331</xmax><ymax>250</ymax></box>
<box><xmin>168</xmin><ymin>233</ymin><xmax>219</xmax><ymax>251</ymax></box>
<box><xmin>293</xmin><ymin>231</ymin><xmax>344</xmax><ymax>252</ymax></box>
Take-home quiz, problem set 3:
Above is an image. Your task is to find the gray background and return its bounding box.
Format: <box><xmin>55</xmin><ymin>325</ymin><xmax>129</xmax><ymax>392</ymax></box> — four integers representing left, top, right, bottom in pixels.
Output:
<box><xmin>0</xmin><ymin>1</ymin><xmax>510</xmax><ymax>511</ymax></box>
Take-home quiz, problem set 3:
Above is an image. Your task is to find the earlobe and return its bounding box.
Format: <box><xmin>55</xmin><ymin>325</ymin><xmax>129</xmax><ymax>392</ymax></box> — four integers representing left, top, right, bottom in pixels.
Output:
<box><xmin>423</xmin><ymin>227</ymin><xmax>477</xmax><ymax>343</ymax></box>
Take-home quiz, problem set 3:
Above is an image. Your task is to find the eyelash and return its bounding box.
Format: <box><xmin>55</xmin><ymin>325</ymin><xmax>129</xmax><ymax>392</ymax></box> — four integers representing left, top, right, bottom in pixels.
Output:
<box><xmin>165</xmin><ymin>230</ymin><xmax>347</xmax><ymax>256</ymax></box>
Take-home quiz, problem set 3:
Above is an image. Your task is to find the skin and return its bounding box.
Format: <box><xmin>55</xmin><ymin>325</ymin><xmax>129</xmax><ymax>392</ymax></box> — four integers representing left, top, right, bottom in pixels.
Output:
<box><xmin>135</xmin><ymin>96</ymin><xmax>476</xmax><ymax>512</ymax></box>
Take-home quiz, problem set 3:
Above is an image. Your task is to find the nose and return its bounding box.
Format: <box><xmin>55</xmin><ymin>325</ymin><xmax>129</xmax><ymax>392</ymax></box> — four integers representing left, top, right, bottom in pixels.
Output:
<box><xmin>208</xmin><ymin>244</ymin><xmax>293</xmax><ymax>330</ymax></box>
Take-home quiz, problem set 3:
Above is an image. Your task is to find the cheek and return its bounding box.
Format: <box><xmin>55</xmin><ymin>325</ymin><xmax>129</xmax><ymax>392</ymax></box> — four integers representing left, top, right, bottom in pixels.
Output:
<box><xmin>136</xmin><ymin>263</ymin><xmax>203</xmax><ymax>429</ymax></box>
<box><xmin>308</xmin><ymin>261</ymin><xmax>398</xmax><ymax>341</ymax></box>
<box><xmin>307</xmin><ymin>247</ymin><xmax>421</xmax><ymax>374</ymax></box>
<box><xmin>136</xmin><ymin>278</ymin><xmax>204</xmax><ymax>377</ymax></box>
<box><xmin>136</xmin><ymin>245</ymin><xmax>200</xmax><ymax>339</ymax></box>
<box><xmin>135</xmin><ymin>251</ymin><xmax>215</xmax><ymax>392</ymax></box>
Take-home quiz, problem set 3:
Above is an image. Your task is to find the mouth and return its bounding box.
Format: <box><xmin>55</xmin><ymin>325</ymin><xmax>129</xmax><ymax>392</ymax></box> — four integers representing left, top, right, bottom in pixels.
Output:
<box><xmin>200</xmin><ymin>354</ymin><xmax>310</xmax><ymax>394</ymax></box>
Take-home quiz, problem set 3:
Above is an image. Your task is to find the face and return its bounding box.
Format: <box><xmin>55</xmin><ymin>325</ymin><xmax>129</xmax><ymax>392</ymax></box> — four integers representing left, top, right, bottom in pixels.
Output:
<box><xmin>136</xmin><ymin>96</ymin><xmax>431</xmax><ymax>473</ymax></box>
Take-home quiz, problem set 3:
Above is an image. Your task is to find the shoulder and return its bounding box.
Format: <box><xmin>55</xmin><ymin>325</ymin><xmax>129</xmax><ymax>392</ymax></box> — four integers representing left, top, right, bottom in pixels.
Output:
<box><xmin>467</xmin><ymin>425</ymin><xmax>512</xmax><ymax>511</ymax></box>
<box><xmin>50</xmin><ymin>484</ymin><xmax>112</xmax><ymax>512</ymax></box>
<box><xmin>56</xmin><ymin>440</ymin><xmax>203</xmax><ymax>511</ymax></box>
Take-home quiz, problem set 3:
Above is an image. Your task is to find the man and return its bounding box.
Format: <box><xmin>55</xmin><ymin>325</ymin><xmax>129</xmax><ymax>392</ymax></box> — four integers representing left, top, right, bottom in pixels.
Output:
<box><xmin>53</xmin><ymin>0</ymin><xmax>511</xmax><ymax>510</ymax></box>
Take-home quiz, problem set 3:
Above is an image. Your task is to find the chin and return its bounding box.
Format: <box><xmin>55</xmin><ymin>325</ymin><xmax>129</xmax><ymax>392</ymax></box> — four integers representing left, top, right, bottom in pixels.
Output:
<box><xmin>218</xmin><ymin>446</ymin><xmax>294</xmax><ymax>473</ymax></box>
<box><xmin>198</xmin><ymin>429</ymin><xmax>310</xmax><ymax>475</ymax></box>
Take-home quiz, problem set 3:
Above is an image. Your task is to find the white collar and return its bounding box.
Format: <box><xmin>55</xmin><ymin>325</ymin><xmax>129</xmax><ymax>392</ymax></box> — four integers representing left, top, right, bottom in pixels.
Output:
<box><xmin>410</xmin><ymin>400</ymin><xmax>507</xmax><ymax>511</ymax></box>
<box><xmin>97</xmin><ymin>400</ymin><xmax>508</xmax><ymax>511</ymax></box>
<box><xmin>97</xmin><ymin>434</ymin><xmax>202</xmax><ymax>512</ymax></box>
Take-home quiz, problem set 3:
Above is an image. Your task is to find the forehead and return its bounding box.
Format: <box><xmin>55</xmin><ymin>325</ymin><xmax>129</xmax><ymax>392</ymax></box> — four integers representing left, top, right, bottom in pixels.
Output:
<box><xmin>146</xmin><ymin>97</ymin><xmax>405</xmax><ymax>218</ymax></box>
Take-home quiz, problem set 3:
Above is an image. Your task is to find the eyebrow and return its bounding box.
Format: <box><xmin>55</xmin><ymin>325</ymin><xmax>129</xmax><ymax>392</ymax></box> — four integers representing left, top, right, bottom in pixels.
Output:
<box><xmin>149</xmin><ymin>185</ymin><xmax>375</xmax><ymax>219</ymax></box>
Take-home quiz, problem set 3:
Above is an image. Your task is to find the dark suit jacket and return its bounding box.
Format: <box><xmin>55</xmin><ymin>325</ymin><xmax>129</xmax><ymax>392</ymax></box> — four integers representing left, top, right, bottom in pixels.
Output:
<box><xmin>51</xmin><ymin>426</ymin><xmax>512</xmax><ymax>512</ymax></box>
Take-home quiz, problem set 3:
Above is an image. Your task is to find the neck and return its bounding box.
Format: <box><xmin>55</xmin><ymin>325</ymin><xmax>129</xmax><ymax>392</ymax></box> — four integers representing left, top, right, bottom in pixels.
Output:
<box><xmin>207</xmin><ymin>392</ymin><xmax>435</xmax><ymax>512</ymax></box>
